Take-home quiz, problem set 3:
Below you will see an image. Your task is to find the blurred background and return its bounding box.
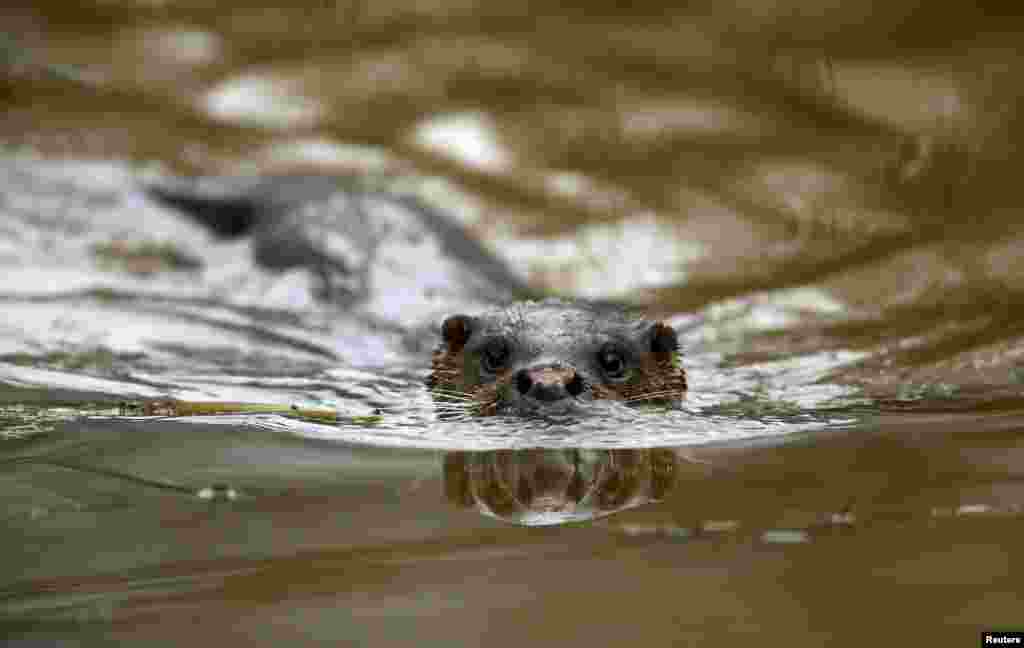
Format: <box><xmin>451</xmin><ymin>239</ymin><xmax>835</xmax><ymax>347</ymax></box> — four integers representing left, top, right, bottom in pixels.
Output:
<box><xmin>4</xmin><ymin>2</ymin><xmax>1024</xmax><ymax>645</ymax></box>
<box><xmin>4</xmin><ymin>0</ymin><xmax>1024</xmax><ymax>390</ymax></box>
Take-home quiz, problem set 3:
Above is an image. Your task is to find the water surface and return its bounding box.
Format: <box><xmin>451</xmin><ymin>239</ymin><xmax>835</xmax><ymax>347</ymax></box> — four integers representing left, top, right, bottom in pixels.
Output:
<box><xmin>5</xmin><ymin>2</ymin><xmax>1024</xmax><ymax>643</ymax></box>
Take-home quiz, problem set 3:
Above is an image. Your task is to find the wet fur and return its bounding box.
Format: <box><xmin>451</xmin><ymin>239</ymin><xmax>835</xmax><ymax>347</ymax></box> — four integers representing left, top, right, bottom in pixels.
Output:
<box><xmin>427</xmin><ymin>300</ymin><xmax>687</xmax><ymax>417</ymax></box>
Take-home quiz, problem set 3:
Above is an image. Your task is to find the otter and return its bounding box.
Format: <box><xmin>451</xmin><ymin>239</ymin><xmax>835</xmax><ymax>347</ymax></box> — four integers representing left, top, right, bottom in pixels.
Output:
<box><xmin>428</xmin><ymin>299</ymin><xmax>686</xmax><ymax>417</ymax></box>
<box><xmin>443</xmin><ymin>448</ymin><xmax>680</xmax><ymax>525</ymax></box>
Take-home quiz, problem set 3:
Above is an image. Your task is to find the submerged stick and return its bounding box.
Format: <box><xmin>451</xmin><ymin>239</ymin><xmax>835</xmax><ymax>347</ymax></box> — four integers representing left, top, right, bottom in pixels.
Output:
<box><xmin>140</xmin><ymin>400</ymin><xmax>382</xmax><ymax>424</ymax></box>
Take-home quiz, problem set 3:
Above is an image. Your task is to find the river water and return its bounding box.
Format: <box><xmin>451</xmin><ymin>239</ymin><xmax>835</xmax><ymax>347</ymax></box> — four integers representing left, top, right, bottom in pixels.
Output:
<box><xmin>4</xmin><ymin>3</ymin><xmax>1024</xmax><ymax>645</ymax></box>
<box><xmin>1</xmin><ymin>156</ymin><xmax>1020</xmax><ymax>647</ymax></box>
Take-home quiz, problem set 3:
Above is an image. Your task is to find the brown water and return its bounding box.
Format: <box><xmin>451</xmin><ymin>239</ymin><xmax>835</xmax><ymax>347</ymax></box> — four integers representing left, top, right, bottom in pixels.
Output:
<box><xmin>3</xmin><ymin>1</ymin><xmax>1024</xmax><ymax>645</ymax></box>
<box><xmin>3</xmin><ymin>403</ymin><xmax>1023</xmax><ymax>645</ymax></box>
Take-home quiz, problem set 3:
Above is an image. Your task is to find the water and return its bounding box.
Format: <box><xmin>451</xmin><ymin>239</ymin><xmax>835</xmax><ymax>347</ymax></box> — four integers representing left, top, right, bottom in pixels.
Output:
<box><xmin>5</xmin><ymin>4</ymin><xmax>1024</xmax><ymax>643</ymax></box>
<box><xmin>2</xmin><ymin>175</ymin><xmax>1018</xmax><ymax>644</ymax></box>
<box><xmin>4</xmin><ymin>399</ymin><xmax>1022</xmax><ymax>644</ymax></box>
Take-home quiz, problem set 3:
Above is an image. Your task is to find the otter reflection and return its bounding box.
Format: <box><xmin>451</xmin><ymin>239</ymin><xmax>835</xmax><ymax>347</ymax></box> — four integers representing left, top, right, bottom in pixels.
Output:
<box><xmin>444</xmin><ymin>448</ymin><xmax>678</xmax><ymax>526</ymax></box>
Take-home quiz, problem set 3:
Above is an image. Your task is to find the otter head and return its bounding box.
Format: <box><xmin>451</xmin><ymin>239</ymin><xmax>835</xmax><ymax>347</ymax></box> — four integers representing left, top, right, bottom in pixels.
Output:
<box><xmin>443</xmin><ymin>448</ymin><xmax>680</xmax><ymax>525</ymax></box>
<box><xmin>427</xmin><ymin>299</ymin><xmax>686</xmax><ymax>417</ymax></box>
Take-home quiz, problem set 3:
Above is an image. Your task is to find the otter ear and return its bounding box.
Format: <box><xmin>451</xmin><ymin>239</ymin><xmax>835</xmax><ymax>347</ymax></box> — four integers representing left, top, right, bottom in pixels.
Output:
<box><xmin>440</xmin><ymin>314</ymin><xmax>474</xmax><ymax>352</ymax></box>
<box><xmin>647</xmin><ymin>321</ymin><xmax>680</xmax><ymax>354</ymax></box>
<box><xmin>443</xmin><ymin>453</ymin><xmax>475</xmax><ymax>508</ymax></box>
<box><xmin>649</xmin><ymin>448</ymin><xmax>679</xmax><ymax>499</ymax></box>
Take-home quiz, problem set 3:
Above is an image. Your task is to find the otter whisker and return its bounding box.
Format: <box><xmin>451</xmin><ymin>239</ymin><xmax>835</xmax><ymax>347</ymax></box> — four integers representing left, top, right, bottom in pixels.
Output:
<box><xmin>624</xmin><ymin>390</ymin><xmax>683</xmax><ymax>403</ymax></box>
<box><xmin>426</xmin><ymin>388</ymin><xmax>477</xmax><ymax>400</ymax></box>
<box><xmin>624</xmin><ymin>394</ymin><xmax>679</xmax><ymax>403</ymax></box>
<box><xmin>431</xmin><ymin>402</ymin><xmax>477</xmax><ymax>413</ymax></box>
<box><xmin>428</xmin><ymin>394</ymin><xmax>477</xmax><ymax>402</ymax></box>
<box><xmin>430</xmin><ymin>396</ymin><xmax>478</xmax><ymax>405</ymax></box>
<box><xmin>429</xmin><ymin>299</ymin><xmax>686</xmax><ymax>418</ymax></box>
<box><xmin>625</xmin><ymin>389</ymin><xmax>679</xmax><ymax>399</ymax></box>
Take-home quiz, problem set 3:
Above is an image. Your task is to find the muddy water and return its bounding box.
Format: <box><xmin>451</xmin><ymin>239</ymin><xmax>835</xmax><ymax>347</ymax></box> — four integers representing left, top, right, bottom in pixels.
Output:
<box><xmin>5</xmin><ymin>2</ymin><xmax>1024</xmax><ymax>645</ymax></box>
<box><xmin>3</xmin><ymin>386</ymin><xmax>1023</xmax><ymax>645</ymax></box>
<box><xmin>1</xmin><ymin>193</ymin><xmax>1019</xmax><ymax>645</ymax></box>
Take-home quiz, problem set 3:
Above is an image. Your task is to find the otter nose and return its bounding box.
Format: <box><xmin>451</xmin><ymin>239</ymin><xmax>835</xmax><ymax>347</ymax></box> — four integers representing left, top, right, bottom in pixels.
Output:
<box><xmin>515</xmin><ymin>366</ymin><xmax>584</xmax><ymax>402</ymax></box>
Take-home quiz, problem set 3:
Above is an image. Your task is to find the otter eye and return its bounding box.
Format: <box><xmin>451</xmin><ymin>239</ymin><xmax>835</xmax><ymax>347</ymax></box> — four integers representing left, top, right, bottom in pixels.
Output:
<box><xmin>480</xmin><ymin>339</ymin><xmax>510</xmax><ymax>373</ymax></box>
<box><xmin>597</xmin><ymin>346</ymin><xmax>626</xmax><ymax>378</ymax></box>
